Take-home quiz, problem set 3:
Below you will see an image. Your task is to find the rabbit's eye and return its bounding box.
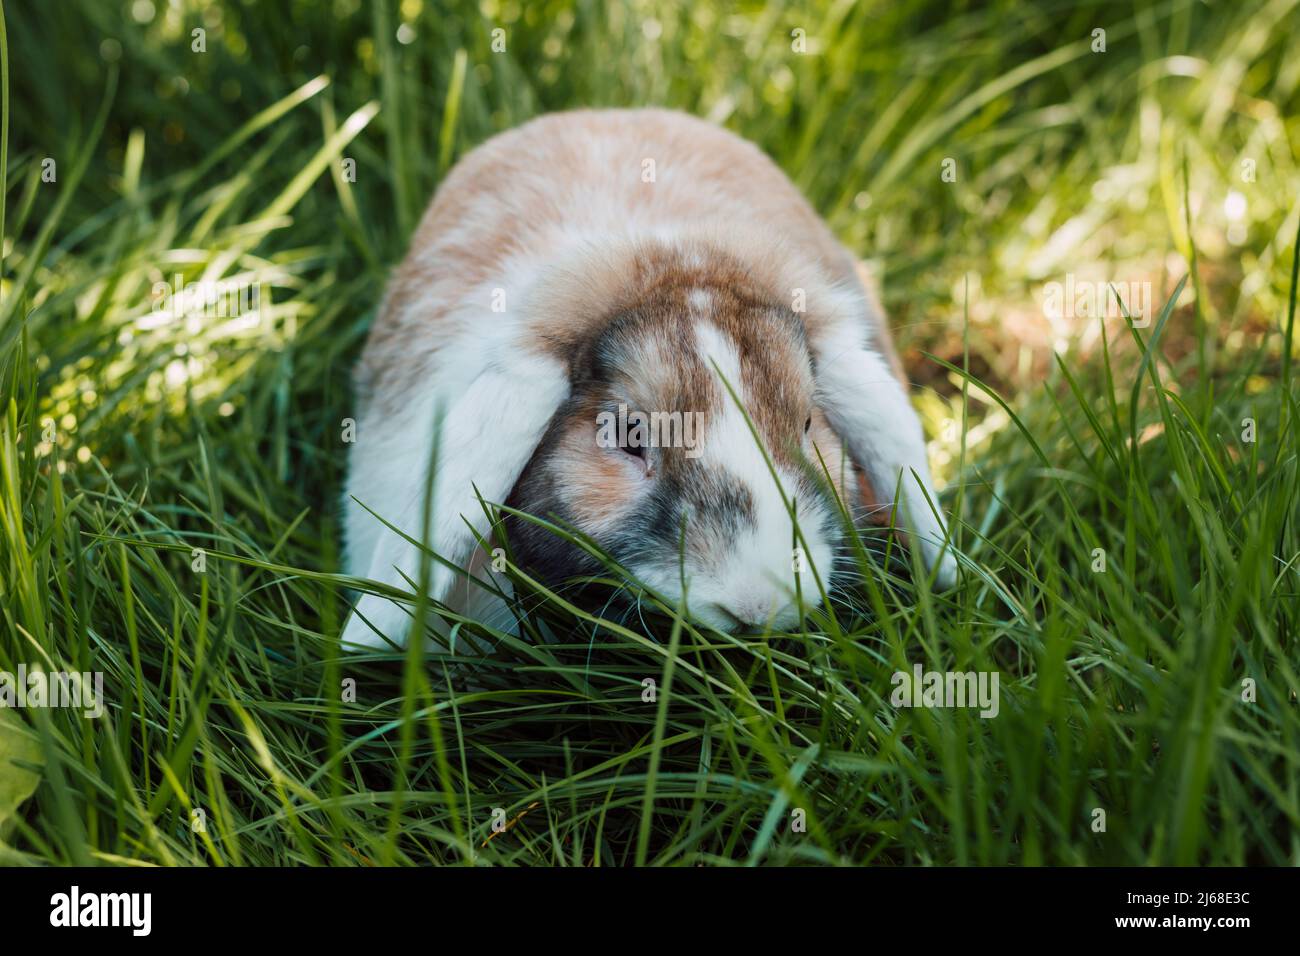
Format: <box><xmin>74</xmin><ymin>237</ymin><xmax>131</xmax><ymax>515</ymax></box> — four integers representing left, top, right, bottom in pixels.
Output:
<box><xmin>804</xmin><ymin>415</ymin><xmax>812</xmax><ymax>434</ymax></box>
<box><xmin>619</xmin><ymin>439</ymin><xmax>651</xmax><ymax>477</ymax></box>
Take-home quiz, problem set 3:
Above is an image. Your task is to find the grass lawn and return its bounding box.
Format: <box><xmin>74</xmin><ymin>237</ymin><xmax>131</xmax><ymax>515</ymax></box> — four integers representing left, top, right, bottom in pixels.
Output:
<box><xmin>1</xmin><ymin>0</ymin><xmax>1297</xmax><ymax>865</ymax></box>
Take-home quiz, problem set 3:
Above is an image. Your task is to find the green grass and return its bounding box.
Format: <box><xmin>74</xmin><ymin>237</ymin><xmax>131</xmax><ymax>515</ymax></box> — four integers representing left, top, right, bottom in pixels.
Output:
<box><xmin>1</xmin><ymin>0</ymin><xmax>1298</xmax><ymax>865</ymax></box>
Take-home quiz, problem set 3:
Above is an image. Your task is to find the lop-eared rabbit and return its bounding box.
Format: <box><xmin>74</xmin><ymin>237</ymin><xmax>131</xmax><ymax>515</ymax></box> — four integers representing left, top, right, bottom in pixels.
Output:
<box><xmin>343</xmin><ymin>108</ymin><xmax>956</xmax><ymax>648</ymax></box>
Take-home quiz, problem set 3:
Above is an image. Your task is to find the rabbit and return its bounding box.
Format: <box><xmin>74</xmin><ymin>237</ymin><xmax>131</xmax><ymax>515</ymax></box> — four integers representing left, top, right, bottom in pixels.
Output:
<box><xmin>341</xmin><ymin>108</ymin><xmax>956</xmax><ymax>649</ymax></box>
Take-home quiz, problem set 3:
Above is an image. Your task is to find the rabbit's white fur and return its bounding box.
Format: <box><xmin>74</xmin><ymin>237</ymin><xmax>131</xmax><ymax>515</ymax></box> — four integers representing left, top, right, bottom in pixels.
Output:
<box><xmin>342</xmin><ymin>108</ymin><xmax>956</xmax><ymax>649</ymax></box>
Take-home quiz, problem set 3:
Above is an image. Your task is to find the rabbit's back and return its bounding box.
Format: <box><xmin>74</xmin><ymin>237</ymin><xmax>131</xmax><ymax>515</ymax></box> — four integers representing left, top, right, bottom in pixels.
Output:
<box><xmin>356</xmin><ymin>110</ymin><xmax>865</xmax><ymax>409</ymax></box>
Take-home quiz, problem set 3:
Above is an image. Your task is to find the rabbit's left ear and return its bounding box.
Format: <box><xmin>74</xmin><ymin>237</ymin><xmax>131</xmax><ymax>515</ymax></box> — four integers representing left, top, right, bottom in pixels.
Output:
<box><xmin>808</xmin><ymin>282</ymin><xmax>958</xmax><ymax>588</ymax></box>
<box><xmin>342</xmin><ymin>332</ymin><xmax>571</xmax><ymax>649</ymax></box>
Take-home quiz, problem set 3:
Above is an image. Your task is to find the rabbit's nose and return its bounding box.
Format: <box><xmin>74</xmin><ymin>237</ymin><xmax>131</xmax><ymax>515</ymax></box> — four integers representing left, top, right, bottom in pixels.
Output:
<box><xmin>700</xmin><ymin>602</ymin><xmax>764</xmax><ymax>631</ymax></box>
<box><xmin>726</xmin><ymin>593</ymin><xmax>780</xmax><ymax>627</ymax></box>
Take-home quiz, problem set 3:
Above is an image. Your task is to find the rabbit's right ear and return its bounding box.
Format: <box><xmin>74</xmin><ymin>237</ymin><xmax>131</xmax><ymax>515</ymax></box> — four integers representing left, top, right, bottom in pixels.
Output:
<box><xmin>341</xmin><ymin>323</ymin><xmax>571</xmax><ymax>650</ymax></box>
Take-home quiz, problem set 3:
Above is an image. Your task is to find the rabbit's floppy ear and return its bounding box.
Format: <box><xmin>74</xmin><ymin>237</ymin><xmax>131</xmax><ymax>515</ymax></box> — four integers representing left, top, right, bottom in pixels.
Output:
<box><xmin>805</xmin><ymin>277</ymin><xmax>958</xmax><ymax>588</ymax></box>
<box><xmin>341</xmin><ymin>314</ymin><xmax>570</xmax><ymax>650</ymax></box>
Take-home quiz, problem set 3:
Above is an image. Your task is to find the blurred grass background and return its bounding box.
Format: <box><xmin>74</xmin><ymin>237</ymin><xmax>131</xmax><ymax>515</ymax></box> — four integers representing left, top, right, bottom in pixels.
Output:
<box><xmin>0</xmin><ymin>0</ymin><xmax>1297</xmax><ymax>865</ymax></box>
